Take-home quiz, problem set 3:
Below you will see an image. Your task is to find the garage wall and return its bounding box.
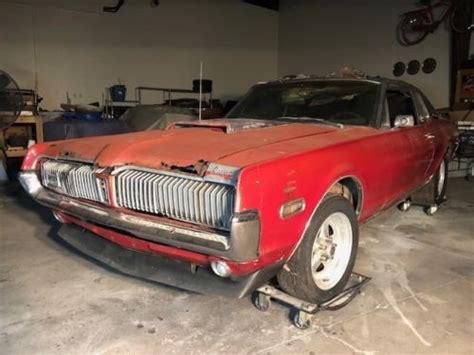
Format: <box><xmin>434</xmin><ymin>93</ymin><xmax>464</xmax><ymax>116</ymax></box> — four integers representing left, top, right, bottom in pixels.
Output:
<box><xmin>278</xmin><ymin>0</ymin><xmax>450</xmax><ymax>108</ymax></box>
<box><xmin>0</xmin><ymin>0</ymin><xmax>278</xmax><ymax>109</ymax></box>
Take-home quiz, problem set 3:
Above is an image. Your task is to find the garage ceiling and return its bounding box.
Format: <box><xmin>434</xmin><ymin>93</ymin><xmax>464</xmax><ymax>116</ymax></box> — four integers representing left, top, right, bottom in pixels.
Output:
<box><xmin>103</xmin><ymin>1</ymin><xmax>279</xmax><ymax>13</ymax></box>
<box><xmin>242</xmin><ymin>0</ymin><xmax>279</xmax><ymax>11</ymax></box>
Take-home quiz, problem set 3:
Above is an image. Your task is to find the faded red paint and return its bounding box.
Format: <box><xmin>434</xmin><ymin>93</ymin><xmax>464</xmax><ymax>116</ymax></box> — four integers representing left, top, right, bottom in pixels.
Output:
<box><xmin>22</xmin><ymin>117</ymin><xmax>456</xmax><ymax>275</ymax></box>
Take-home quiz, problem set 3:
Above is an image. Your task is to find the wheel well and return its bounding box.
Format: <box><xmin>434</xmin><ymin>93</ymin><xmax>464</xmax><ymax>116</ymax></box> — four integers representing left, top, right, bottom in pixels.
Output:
<box><xmin>327</xmin><ymin>177</ymin><xmax>363</xmax><ymax>215</ymax></box>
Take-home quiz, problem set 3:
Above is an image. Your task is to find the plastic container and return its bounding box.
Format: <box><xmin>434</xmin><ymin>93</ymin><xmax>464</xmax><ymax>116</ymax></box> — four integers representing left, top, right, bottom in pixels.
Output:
<box><xmin>110</xmin><ymin>85</ymin><xmax>127</xmax><ymax>102</ymax></box>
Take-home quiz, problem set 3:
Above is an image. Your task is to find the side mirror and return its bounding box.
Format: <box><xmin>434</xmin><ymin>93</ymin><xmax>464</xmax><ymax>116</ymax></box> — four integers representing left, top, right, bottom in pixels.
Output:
<box><xmin>394</xmin><ymin>115</ymin><xmax>414</xmax><ymax>128</ymax></box>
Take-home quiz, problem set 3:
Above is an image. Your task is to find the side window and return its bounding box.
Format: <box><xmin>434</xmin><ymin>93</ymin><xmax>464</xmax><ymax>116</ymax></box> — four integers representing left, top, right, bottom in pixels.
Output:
<box><xmin>386</xmin><ymin>90</ymin><xmax>417</xmax><ymax>127</ymax></box>
<box><xmin>414</xmin><ymin>91</ymin><xmax>431</xmax><ymax>123</ymax></box>
<box><xmin>420</xmin><ymin>92</ymin><xmax>437</xmax><ymax>116</ymax></box>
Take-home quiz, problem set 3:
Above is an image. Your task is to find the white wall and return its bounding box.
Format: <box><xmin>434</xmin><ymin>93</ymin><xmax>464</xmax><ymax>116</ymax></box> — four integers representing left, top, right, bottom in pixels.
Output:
<box><xmin>278</xmin><ymin>0</ymin><xmax>450</xmax><ymax>108</ymax></box>
<box><xmin>0</xmin><ymin>0</ymin><xmax>278</xmax><ymax>109</ymax></box>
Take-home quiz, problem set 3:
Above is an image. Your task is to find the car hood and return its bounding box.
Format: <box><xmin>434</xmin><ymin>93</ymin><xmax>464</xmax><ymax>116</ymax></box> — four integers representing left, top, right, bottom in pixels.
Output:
<box><xmin>43</xmin><ymin>118</ymin><xmax>351</xmax><ymax>171</ymax></box>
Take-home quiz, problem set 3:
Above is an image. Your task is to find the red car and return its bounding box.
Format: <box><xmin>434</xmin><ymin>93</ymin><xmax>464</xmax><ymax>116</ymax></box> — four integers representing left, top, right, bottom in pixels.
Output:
<box><xmin>20</xmin><ymin>77</ymin><xmax>456</xmax><ymax>302</ymax></box>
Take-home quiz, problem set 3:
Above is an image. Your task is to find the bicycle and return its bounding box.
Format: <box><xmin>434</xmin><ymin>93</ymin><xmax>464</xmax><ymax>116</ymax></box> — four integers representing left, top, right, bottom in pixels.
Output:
<box><xmin>397</xmin><ymin>0</ymin><xmax>473</xmax><ymax>46</ymax></box>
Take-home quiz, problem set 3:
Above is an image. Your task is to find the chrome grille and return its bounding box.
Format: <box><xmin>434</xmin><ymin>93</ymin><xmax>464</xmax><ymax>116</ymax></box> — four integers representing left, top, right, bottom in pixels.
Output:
<box><xmin>115</xmin><ymin>169</ymin><xmax>235</xmax><ymax>230</ymax></box>
<box><xmin>41</xmin><ymin>160</ymin><xmax>109</xmax><ymax>203</ymax></box>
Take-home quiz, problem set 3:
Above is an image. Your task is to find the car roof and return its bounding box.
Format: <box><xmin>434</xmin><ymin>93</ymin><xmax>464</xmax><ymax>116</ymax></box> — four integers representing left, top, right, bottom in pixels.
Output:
<box><xmin>258</xmin><ymin>75</ymin><xmax>416</xmax><ymax>90</ymax></box>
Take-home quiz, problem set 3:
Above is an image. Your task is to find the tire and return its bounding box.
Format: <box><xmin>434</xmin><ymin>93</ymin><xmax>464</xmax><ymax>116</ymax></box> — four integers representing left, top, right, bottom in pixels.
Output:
<box><xmin>433</xmin><ymin>157</ymin><xmax>448</xmax><ymax>205</ymax></box>
<box><xmin>451</xmin><ymin>3</ymin><xmax>472</xmax><ymax>33</ymax></box>
<box><xmin>397</xmin><ymin>14</ymin><xmax>429</xmax><ymax>46</ymax></box>
<box><xmin>277</xmin><ymin>195</ymin><xmax>359</xmax><ymax>303</ymax></box>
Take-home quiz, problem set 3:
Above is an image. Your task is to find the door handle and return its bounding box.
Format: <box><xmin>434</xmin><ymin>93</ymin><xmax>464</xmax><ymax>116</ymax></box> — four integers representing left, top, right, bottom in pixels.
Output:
<box><xmin>425</xmin><ymin>133</ymin><xmax>435</xmax><ymax>140</ymax></box>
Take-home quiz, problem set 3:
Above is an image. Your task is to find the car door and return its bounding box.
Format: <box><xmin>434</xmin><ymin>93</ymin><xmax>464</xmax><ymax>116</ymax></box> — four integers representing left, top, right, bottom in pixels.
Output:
<box><xmin>380</xmin><ymin>86</ymin><xmax>433</xmax><ymax>206</ymax></box>
<box><xmin>413</xmin><ymin>89</ymin><xmax>439</xmax><ymax>177</ymax></box>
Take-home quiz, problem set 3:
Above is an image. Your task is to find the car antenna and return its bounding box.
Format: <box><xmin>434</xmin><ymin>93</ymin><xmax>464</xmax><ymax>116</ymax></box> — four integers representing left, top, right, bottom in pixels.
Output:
<box><xmin>199</xmin><ymin>61</ymin><xmax>203</xmax><ymax>121</ymax></box>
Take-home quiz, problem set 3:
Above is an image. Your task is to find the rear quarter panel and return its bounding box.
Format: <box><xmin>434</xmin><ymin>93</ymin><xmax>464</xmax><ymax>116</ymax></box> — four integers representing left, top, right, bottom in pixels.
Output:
<box><xmin>426</xmin><ymin>118</ymin><xmax>457</xmax><ymax>176</ymax></box>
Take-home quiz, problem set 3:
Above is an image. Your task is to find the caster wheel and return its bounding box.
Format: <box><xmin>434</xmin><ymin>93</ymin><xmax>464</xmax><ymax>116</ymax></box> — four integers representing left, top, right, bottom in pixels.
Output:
<box><xmin>254</xmin><ymin>293</ymin><xmax>270</xmax><ymax>312</ymax></box>
<box><xmin>293</xmin><ymin>311</ymin><xmax>311</xmax><ymax>330</ymax></box>
<box><xmin>424</xmin><ymin>204</ymin><xmax>438</xmax><ymax>216</ymax></box>
<box><xmin>398</xmin><ymin>200</ymin><xmax>411</xmax><ymax>212</ymax></box>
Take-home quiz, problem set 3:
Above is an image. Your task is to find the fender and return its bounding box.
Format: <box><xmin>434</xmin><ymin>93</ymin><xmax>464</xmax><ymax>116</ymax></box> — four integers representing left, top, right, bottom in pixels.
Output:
<box><xmin>285</xmin><ymin>174</ymin><xmax>364</xmax><ymax>261</ymax></box>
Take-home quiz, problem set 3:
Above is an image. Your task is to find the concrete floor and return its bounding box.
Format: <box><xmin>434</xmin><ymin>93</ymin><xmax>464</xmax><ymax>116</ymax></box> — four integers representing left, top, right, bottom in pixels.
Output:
<box><xmin>1</xmin><ymin>178</ymin><xmax>473</xmax><ymax>354</ymax></box>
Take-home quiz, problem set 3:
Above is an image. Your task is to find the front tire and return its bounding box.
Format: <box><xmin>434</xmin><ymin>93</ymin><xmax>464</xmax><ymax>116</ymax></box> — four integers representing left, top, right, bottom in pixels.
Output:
<box><xmin>277</xmin><ymin>195</ymin><xmax>359</xmax><ymax>303</ymax></box>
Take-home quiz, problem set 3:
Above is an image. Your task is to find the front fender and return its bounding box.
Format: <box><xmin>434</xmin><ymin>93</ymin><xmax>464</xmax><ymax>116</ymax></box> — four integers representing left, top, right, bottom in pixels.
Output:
<box><xmin>236</xmin><ymin>154</ymin><xmax>364</xmax><ymax>263</ymax></box>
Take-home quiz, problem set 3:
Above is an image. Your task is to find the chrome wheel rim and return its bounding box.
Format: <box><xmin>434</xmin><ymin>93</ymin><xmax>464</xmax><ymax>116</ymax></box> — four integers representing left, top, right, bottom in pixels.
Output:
<box><xmin>311</xmin><ymin>212</ymin><xmax>353</xmax><ymax>290</ymax></box>
<box><xmin>437</xmin><ymin>160</ymin><xmax>445</xmax><ymax>196</ymax></box>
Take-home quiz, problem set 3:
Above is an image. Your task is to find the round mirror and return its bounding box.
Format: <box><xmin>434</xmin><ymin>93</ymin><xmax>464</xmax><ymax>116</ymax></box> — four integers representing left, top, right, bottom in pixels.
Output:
<box><xmin>0</xmin><ymin>70</ymin><xmax>23</xmax><ymax>131</ymax></box>
<box><xmin>393</xmin><ymin>62</ymin><xmax>406</xmax><ymax>77</ymax></box>
<box><xmin>407</xmin><ymin>60</ymin><xmax>420</xmax><ymax>75</ymax></box>
<box><xmin>422</xmin><ymin>58</ymin><xmax>437</xmax><ymax>74</ymax></box>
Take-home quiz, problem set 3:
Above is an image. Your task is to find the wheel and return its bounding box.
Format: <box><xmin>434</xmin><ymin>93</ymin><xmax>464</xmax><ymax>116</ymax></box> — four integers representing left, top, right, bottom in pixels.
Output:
<box><xmin>424</xmin><ymin>204</ymin><xmax>438</xmax><ymax>216</ymax></box>
<box><xmin>293</xmin><ymin>310</ymin><xmax>311</xmax><ymax>330</ymax></box>
<box><xmin>397</xmin><ymin>13</ymin><xmax>430</xmax><ymax>46</ymax></box>
<box><xmin>277</xmin><ymin>195</ymin><xmax>359</xmax><ymax>303</ymax></box>
<box><xmin>451</xmin><ymin>2</ymin><xmax>473</xmax><ymax>33</ymax></box>
<box><xmin>253</xmin><ymin>293</ymin><xmax>270</xmax><ymax>312</ymax></box>
<box><xmin>398</xmin><ymin>200</ymin><xmax>411</xmax><ymax>212</ymax></box>
<box><xmin>433</xmin><ymin>157</ymin><xmax>448</xmax><ymax>205</ymax></box>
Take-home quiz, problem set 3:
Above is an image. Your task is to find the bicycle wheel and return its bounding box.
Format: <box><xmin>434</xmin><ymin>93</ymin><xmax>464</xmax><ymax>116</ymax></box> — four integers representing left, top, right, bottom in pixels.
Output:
<box><xmin>397</xmin><ymin>13</ymin><xmax>430</xmax><ymax>46</ymax></box>
<box><xmin>451</xmin><ymin>2</ymin><xmax>473</xmax><ymax>33</ymax></box>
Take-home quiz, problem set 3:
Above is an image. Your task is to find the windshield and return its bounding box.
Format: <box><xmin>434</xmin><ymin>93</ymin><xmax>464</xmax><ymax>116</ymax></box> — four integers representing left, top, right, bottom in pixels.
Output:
<box><xmin>226</xmin><ymin>80</ymin><xmax>380</xmax><ymax>126</ymax></box>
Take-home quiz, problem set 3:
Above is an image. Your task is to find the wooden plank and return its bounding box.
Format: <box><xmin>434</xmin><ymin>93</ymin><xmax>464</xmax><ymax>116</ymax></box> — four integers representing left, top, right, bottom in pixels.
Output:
<box><xmin>5</xmin><ymin>148</ymin><xmax>28</xmax><ymax>158</ymax></box>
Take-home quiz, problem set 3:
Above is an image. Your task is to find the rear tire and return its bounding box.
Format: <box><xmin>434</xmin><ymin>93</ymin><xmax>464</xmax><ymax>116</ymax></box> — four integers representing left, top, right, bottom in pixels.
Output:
<box><xmin>434</xmin><ymin>157</ymin><xmax>448</xmax><ymax>205</ymax></box>
<box><xmin>277</xmin><ymin>195</ymin><xmax>359</xmax><ymax>303</ymax></box>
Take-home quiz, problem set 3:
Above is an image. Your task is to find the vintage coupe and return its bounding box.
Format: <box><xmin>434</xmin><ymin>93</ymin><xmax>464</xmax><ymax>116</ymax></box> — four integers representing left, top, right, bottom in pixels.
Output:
<box><xmin>20</xmin><ymin>76</ymin><xmax>456</xmax><ymax>302</ymax></box>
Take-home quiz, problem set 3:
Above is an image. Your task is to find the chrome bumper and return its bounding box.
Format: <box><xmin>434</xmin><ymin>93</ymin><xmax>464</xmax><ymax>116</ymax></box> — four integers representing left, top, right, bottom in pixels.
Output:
<box><xmin>19</xmin><ymin>171</ymin><xmax>260</xmax><ymax>262</ymax></box>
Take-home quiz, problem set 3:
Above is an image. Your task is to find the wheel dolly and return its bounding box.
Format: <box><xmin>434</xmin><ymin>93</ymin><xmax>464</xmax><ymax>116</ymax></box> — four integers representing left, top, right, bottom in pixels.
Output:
<box><xmin>252</xmin><ymin>273</ymin><xmax>371</xmax><ymax>329</ymax></box>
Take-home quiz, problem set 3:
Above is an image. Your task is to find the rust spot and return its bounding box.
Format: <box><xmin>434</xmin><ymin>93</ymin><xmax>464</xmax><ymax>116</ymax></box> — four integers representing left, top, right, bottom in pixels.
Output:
<box><xmin>61</xmin><ymin>150</ymin><xmax>73</xmax><ymax>157</ymax></box>
<box><xmin>160</xmin><ymin>159</ymin><xmax>209</xmax><ymax>176</ymax></box>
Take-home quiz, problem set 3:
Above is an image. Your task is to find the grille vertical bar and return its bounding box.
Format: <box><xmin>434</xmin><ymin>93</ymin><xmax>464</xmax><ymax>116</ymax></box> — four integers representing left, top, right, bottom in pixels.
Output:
<box><xmin>115</xmin><ymin>169</ymin><xmax>235</xmax><ymax>231</ymax></box>
<box><xmin>40</xmin><ymin>160</ymin><xmax>108</xmax><ymax>204</ymax></box>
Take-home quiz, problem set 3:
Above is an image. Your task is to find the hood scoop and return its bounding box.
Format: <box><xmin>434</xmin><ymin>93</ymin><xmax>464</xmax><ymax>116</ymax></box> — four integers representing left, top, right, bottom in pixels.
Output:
<box><xmin>169</xmin><ymin>118</ymin><xmax>287</xmax><ymax>134</ymax></box>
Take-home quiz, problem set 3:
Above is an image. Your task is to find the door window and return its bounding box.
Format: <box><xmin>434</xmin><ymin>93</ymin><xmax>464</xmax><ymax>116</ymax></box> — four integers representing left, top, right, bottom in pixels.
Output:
<box><xmin>414</xmin><ymin>91</ymin><xmax>431</xmax><ymax>123</ymax></box>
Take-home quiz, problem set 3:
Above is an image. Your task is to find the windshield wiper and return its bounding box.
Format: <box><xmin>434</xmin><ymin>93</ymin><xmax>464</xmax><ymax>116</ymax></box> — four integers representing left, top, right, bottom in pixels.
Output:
<box><xmin>277</xmin><ymin>116</ymin><xmax>344</xmax><ymax>129</ymax></box>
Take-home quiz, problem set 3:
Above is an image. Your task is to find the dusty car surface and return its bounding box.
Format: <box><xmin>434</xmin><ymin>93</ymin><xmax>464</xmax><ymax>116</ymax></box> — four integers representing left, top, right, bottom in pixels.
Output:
<box><xmin>20</xmin><ymin>76</ymin><xmax>456</xmax><ymax>302</ymax></box>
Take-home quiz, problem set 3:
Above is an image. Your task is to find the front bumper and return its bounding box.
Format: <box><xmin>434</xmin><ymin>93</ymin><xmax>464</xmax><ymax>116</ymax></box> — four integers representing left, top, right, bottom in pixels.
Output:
<box><xmin>19</xmin><ymin>171</ymin><xmax>260</xmax><ymax>262</ymax></box>
<box><xmin>57</xmin><ymin>223</ymin><xmax>281</xmax><ymax>298</ymax></box>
